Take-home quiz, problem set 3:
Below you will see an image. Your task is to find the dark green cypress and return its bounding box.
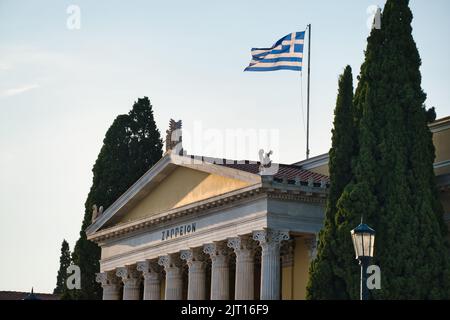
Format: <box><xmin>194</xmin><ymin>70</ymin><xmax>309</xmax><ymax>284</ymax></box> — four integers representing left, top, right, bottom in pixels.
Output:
<box><xmin>53</xmin><ymin>239</ymin><xmax>71</xmax><ymax>295</ymax></box>
<box><xmin>307</xmin><ymin>66</ymin><xmax>356</xmax><ymax>299</ymax></box>
<box><xmin>70</xmin><ymin>97</ymin><xmax>163</xmax><ymax>299</ymax></box>
<box><xmin>313</xmin><ymin>0</ymin><xmax>450</xmax><ymax>299</ymax></box>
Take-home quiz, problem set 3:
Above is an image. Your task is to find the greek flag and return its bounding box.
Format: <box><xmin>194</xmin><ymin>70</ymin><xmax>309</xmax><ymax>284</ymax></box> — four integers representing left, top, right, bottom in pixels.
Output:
<box><xmin>244</xmin><ymin>31</ymin><xmax>305</xmax><ymax>72</ymax></box>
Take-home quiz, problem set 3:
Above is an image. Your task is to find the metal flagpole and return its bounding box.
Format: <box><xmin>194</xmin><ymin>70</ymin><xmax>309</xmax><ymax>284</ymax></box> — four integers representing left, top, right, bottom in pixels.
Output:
<box><xmin>306</xmin><ymin>24</ymin><xmax>311</xmax><ymax>159</ymax></box>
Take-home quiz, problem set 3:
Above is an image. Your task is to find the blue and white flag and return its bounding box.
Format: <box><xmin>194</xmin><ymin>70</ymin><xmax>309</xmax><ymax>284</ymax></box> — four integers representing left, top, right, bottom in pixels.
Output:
<box><xmin>244</xmin><ymin>31</ymin><xmax>305</xmax><ymax>72</ymax></box>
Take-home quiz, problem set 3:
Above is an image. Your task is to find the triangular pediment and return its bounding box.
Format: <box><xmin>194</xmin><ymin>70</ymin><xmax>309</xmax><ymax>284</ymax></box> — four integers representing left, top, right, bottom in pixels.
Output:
<box><xmin>86</xmin><ymin>153</ymin><xmax>261</xmax><ymax>234</ymax></box>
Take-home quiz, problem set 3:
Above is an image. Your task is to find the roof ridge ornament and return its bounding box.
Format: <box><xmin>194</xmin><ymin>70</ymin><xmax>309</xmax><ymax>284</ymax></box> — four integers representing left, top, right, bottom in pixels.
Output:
<box><xmin>258</xmin><ymin>149</ymin><xmax>279</xmax><ymax>176</ymax></box>
<box><xmin>165</xmin><ymin>119</ymin><xmax>184</xmax><ymax>155</ymax></box>
<box><xmin>91</xmin><ymin>204</ymin><xmax>103</xmax><ymax>224</ymax></box>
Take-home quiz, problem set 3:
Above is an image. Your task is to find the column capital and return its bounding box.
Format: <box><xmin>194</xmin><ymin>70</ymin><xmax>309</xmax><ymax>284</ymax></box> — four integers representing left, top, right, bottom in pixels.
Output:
<box><xmin>203</xmin><ymin>242</ymin><xmax>228</xmax><ymax>262</ymax></box>
<box><xmin>116</xmin><ymin>265</ymin><xmax>141</xmax><ymax>287</ymax></box>
<box><xmin>180</xmin><ymin>248</ymin><xmax>206</xmax><ymax>269</ymax></box>
<box><xmin>227</xmin><ymin>235</ymin><xmax>255</xmax><ymax>254</ymax></box>
<box><xmin>253</xmin><ymin>229</ymin><xmax>290</xmax><ymax>248</ymax></box>
<box><xmin>158</xmin><ymin>253</ymin><xmax>182</xmax><ymax>270</ymax></box>
<box><xmin>137</xmin><ymin>260</ymin><xmax>160</xmax><ymax>280</ymax></box>
<box><xmin>96</xmin><ymin>271</ymin><xmax>120</xmax><ymax>287</ymax></box>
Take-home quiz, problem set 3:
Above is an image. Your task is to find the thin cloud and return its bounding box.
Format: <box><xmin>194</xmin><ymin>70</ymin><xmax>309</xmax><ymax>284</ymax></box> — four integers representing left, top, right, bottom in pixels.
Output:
<box><xmin>0</xmin><ymin>84</ymin><xmax>39</xmax><ymax>97</ymax></box>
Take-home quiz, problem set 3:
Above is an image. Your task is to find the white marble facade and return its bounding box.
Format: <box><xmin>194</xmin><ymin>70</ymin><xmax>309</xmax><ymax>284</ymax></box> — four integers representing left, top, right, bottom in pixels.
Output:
<box><xmin>96</xmin><ymin>229</ymin><xmax>297</xmax><ymax>300</ymax></box>
<box><xmin>88</xmin><ymin>154</ymin><xmax>327</xmax><ymax>300</ymax></box>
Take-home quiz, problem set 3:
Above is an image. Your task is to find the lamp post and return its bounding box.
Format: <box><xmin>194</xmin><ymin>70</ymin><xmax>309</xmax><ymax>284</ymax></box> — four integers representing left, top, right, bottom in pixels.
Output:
<box><xmin>351</xmin><ymin>221</ymin><xmax>375</xmax><ymax>300</ymax></box>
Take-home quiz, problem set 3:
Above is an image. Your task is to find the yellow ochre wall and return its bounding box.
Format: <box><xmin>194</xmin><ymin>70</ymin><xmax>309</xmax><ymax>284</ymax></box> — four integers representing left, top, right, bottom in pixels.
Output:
<box><xmin>116</xmin><ymin>166</ymin><xmax>252</xmax><ymax>224</ymax></box>
<box><xmin>433</xmin><ymin>125</ymin><xmax>450</xmax><ymax>165</ymax></box>
<box><xmin>282</xmin><ymin>237</ymin><xmax>311</xmax><ymax>300</ymax></box>
<box><xmin>309</xmin><ymin>164</ymin><xmax>329</xmax><ymax>177</ymax></box>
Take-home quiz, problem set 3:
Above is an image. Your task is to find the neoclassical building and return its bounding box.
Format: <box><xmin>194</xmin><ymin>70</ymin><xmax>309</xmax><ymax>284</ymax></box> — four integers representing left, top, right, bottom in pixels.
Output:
<box><xmin>87</xmin><ymin>116</ymin><xmax>450</xmax><ymax>300</ymax></box>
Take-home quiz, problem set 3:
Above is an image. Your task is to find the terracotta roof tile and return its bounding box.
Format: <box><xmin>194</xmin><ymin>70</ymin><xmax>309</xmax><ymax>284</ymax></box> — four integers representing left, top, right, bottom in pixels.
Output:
<box><xmin>185</xmin><ymin>155</ymin><xmax>329</xmax><ymax>185</ymax></box>
<box><xmin>220</xmin><ymin>162</ymin><xmax>329</xmax><ymax>184</ymax></box>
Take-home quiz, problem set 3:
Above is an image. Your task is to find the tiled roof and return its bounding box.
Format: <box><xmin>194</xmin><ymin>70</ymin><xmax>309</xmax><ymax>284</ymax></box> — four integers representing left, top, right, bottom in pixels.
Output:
<box><xmin>186</xmin><ymin>155</ymin><xmax>329</xmax><ymax>185</ymax></box>
<box><xmin>221</xmin><ymin>162</ymin><xmax>329</xmax><ymax>184</ymax></box>
<box><xmin>0</xmin><ymin>291</ymin><xmax>60</xmax><ymax>300</ymax></box>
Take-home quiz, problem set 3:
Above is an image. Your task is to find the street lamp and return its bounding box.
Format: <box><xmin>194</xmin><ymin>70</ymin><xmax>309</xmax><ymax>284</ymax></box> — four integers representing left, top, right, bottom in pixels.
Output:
<box><xmin>351</xmin><ymin>221</ymin><xmax>375</xmax><ymax>300</ymax></box>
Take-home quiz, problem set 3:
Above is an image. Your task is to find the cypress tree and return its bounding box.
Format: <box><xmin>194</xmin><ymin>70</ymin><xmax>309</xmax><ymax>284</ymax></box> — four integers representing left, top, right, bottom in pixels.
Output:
<box><xmin>71</xmin><ymin>97</ymin><xmax>163</xmax><ymax>299</ymax></box>
<box><xmin>309</xmin><ymin>0</ymin><xmax>450</xmax><ymax>299</ymax></box>
<box><xmin>307</xmin><ymin>66</ymin><xmax>356</xmax><ymax>299</ymax></box>
<box><xmin>53</xmin><ymin>239</ymin><xmax>71</xmax><ymax>295</ymax></box>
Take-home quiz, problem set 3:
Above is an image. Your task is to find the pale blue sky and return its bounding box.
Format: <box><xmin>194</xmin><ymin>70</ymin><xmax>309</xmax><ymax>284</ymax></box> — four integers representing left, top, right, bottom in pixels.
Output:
<box><xmin>0</xmin><ymin>0</ymin><xmax>449</xmax><ymax>293</ymax></box>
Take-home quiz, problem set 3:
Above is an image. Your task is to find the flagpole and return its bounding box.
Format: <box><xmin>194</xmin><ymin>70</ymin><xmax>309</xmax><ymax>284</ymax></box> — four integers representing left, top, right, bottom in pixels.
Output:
<box><xmin>306</xmin><ymin>24</ymin><xmax>311</xmax><ymax>159</ymax></box>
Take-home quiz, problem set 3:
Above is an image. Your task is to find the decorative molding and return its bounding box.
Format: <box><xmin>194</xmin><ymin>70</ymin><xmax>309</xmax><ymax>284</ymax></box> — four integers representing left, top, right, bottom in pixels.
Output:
<box><xmin>98</xmin><ymin>209</ymin><xmax>267</xmax><ymax>270</ymax></box>
<box><xmin>86</xmin><ymin>154</ymin><xmax>173</xmax><ymax>235</ymax></box>
<box><xmin>293</xmin><ymin>153</ymin><xmax>329</xmax><ymax>169</ymax></box>
<box><xmin>87</xmin><ymin>152</ymin><xmax>262</xmax><ymax>236</ymax></box>
<box><xmin>96</xmin><ymin>271</ymin><xmax>120</xmax><ymax>287</ymax></box>
<box><xmin>136</xmin><ymin>260</ymin><xmax>160</xmax><ymax>278</ymax></box>
<box><xmin>115</xmin><ymin>266</ymin><xmax>141</xmax><ymax>287</ymax></box>
<box><xmin>434</xmin><ymin>160</ymin><xmax>450</xmax><ymax>170</ymax></box>
<box><xmin>88</xmin><ymin>159</ymin><xmax>328</xmax><ymax>244</ymax></box>
<box><xmin>180</xmin><ymin>248</ymin><xmax>206</xmax><ymax>269</ymax></box>
<box><xmin>429</xmin><ymin>116</ymin><xmax>450</xmax><ymax>133</ymax></box>
<box><xmin>203</xmin><ymin>242</ymin><xmax>228</xmax><ymax>259</ymax></box>
<box><xmin>253</xmin><ymin>229</ymin><xmax>290</xmax><ymax>251</ymax></box>
<box><xmin>158</xmin><ymin>254</ymin><xmax>182</xmax><ymax>270</ymax></box>
<box><xmin>227</xmin><ymin>235</ymin><xmax>255</xmax><ymax>260</ymax></box>
<box><xmin>267</xmin><ymin>192</ymin><xmax>327</xmax><ymax>204</ymax></box>
<box><xmin>88</xmin><ymin>184</ymin><xmax>264</xmax><ymax>243</ymax></box>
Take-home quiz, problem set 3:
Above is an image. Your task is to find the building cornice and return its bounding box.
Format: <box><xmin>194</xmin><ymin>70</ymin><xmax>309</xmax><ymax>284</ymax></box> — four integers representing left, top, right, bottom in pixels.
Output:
<box><xmin>429</xmin><ymin>116</ymin><xmax>450</xmax><ymax>133</ymax></box>
<box><xmin>293</xmin><ymin>153</ymin><xmax>329</xmax><ymax>169</ymax></box>
<box><xmin>88</xmin><ymin>184</ymin><xmax>263</xmax><ymax>243</ymax></box>
<box><xmin>88</xmin><ymin>178</ymin><xmax>328</xmax><ymax>243</ymax></box>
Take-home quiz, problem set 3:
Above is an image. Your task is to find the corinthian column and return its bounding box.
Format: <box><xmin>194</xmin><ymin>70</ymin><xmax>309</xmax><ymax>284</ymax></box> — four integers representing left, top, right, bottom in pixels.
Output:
<box><xmin>158</xmin><ymin>254</ymin><xmax>183</xmax><ymax>300</ymax></box>
<box><xmin>204</xmin><ymin>242</ymin><xmax>229</xmax><ymax>300</ymax></box>
<box><xmin>116</xmin><ymin>266</ymin><xmax>142</xmax><ymax>300</ymax></box>
<box><xmin>227</xmin><ymin>235</ymin><xmax>255</xmax><ymax>300</ymax></box>
<box><xmin>137</xmin><ymin>260</ymin><xmax>161</xmax><ymax>300</ymax></box>
<box><xmin>253</xmin><ymin>229</ymin><xmax>289</xmax><ymax>300</ymax></box>
<box><xmin>96</xmin><ymin>271</ymin><xmax>121</xmax><ymax>300</ymax></box>
<box><xmin>180</xmin><ymin>248</ymin><xmax>206</xmax><ymax>300</ymax></box>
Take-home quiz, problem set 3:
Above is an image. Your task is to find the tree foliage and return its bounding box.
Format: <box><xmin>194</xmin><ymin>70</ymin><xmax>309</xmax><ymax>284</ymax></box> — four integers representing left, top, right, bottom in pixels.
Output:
<box><xmin>71</xmin><ymin>97</ymin><xmax>163</xmax><ymax>299</ymax></box>
<box><xmin>307</xmin><ymin>66</ymin><xmax>356</xmax><ymax>299</ymax></box>
<box><xmin>53</xmin><ymin>239</ymin><xmax>71</xmax><ymax>295</ymax></box>
<box><xmin>308</xmin><ymin>0</ymin><xmax>450</xmax><ymax>299</ymax></box>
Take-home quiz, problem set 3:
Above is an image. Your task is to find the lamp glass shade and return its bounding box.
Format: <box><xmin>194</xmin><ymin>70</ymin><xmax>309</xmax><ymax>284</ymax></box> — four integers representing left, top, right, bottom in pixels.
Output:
<box><xmin>351</xmin><ymin>223</ymin><xmax>375</xmax><ymax>259</ymax></box>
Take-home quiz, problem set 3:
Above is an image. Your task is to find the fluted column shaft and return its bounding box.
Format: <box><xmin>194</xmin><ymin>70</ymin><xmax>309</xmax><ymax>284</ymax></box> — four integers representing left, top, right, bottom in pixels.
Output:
<box><xmin>137</xmin><ymin>261</ymin><xmax>161</xmax><ymax>300</ymax></box>
<box><xmin>253</xmin><ymin>229</ymin><xmax>289</xmax><ymax>300</ymax></box>
<box><xmin>181</xmin><ymin>249</ymin><xmax>206</xmax><ymax>300</ymax></box>
<box><xmin>143</xmin><ymin>273</ymin><xmax>161</xmax><ymax>300</ymax></box>
<box><xmin>102</xmin><ymin>283</ymin><xmax>121</xmax><ymax>300</ymax></box>
<box><xmin>158</xmin><ymin>255</ymin><xmax>183</xmax><ymax>300</ymax></box>
<box><xmin>96</xmin><ymin>272</ymin><xmax>121</xmax><ymax>300</ymax></box>
<box><xmin>123</xmin><ymin>278</ymin><xmax>141</xmax><ymax>300</ymax></box>
<box><xmin>116</xmin><ymin>266</ymin><xmax>141</xmax><ymax>300</ymax></box>
<box><xmin>228</xmin><ymin>236</ymin><xmax>254</xmax><ymax>300</ymax></box>
<box><xmin>204</xmin><ymin>243</ymin><xmax>229</xmax><ymax>300</ymax></box>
